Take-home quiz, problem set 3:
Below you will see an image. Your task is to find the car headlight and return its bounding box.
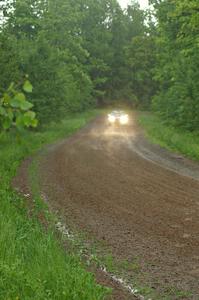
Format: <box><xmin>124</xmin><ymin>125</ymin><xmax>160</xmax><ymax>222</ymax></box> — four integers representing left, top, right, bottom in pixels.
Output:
<box><xmin>120</xmin><ymin>115</ymin><xmax>128</xmax><ymax>124</ymax></box>
<box><xmin>108</xmin><ymin>115</ymin><xmax>115</xmax><ymax>123</ymax></box>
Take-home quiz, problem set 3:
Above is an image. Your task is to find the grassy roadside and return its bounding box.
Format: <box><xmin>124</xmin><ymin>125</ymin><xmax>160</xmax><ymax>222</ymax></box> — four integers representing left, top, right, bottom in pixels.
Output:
<box><xmin>139</xmin><ymin>112</ymin><xmax>199</xmax><ymax>161</ymax></box>
<box><xmin>0</xmin><ymin>110</ymin><xmax>110</xmax><ymax>300</ymax></box>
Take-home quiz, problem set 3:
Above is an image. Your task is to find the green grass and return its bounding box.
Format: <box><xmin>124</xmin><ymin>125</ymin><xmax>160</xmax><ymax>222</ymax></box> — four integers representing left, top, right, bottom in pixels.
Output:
<box><xmin>139</xmin><ymin>112</ymin><xmax>199</xmax><ymax>161</ymax></box>
<box><xmin>0</xmin><ymin>110</ymin><xmax>110</xmax><ymax>300</ymax></box>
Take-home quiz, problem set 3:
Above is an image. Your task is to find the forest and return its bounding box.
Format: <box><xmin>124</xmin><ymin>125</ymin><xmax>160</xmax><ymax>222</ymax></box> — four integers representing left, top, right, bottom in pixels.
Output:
<box><xmin>0</xmin><ymin>0</ymin><xmax>198</xmax><ymax>131</ymax></box>
<box><xmin>1</xmin><ymin>1</ymin><xmax>199</xmax><ymax>299</ymax></box>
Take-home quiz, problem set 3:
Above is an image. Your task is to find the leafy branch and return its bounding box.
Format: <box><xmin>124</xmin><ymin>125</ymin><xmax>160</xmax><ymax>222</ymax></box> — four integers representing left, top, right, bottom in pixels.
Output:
<box><xmin>0</xmin><ymin>80</ymin><xmax>38</xmax><ymax>132</ymax></box>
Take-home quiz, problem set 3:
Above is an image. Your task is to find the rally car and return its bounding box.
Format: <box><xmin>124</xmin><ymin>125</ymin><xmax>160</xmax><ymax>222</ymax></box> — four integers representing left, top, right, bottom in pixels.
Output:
<box><xmin>107</xmin><ymin>110</ymin><xmax>129</xmax><ymax>125</ymax></box>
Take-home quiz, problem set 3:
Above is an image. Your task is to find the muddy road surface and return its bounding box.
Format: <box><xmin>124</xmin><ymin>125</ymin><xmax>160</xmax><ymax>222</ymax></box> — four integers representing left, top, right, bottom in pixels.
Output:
<box><xmin>16</xmin><ymin>113</ymin><xmax>199</xmax><ymax>299</ymax></box>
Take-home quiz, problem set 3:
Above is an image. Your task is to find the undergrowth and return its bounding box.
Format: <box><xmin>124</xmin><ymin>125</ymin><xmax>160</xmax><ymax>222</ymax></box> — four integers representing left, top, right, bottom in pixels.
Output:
<box><xmin>139</xmin><ymin>112</ymin><xmax>199</xmax><ymax>161</ymax></box>
<box><xmin>0</xmin><ymin>110</ymin><xmax>110</xmax><ymax>300</ymax></box>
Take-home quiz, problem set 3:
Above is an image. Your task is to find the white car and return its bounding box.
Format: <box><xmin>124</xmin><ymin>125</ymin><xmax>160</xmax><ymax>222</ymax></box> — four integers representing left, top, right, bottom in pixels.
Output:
<box><xmin>107</xmin><ymin>110</ymin><xmax>129</xmax><ymax>125</ymax></box>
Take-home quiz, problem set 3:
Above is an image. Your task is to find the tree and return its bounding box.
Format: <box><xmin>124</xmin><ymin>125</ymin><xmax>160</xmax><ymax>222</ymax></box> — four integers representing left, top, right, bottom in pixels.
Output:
<box><xmin>151</xmin><ymin>0</ymin><xmax>199</xmax><ymax>130</ymax></box>
<box><xmin>125</xmin><ymin>33</ymin><xmax>157</xmax><ymax>108</ymax></box>
<box><xmin>0</xmin><ymin>0</ymin><xmax>157</xmax><ymax>121</ymax></box>
<box><xmin>0</xmin><ymin>0</ymin><xmax>94</xmax><ymax>121</ymax></box>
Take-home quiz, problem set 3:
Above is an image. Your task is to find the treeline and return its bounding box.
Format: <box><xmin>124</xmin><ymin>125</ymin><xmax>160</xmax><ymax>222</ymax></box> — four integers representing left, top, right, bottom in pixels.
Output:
<box><xmin>0</xmin><ymin>0</ymin><xmax>155</xmax><ymax>122</ymax></box>
<box><xmin>151</xmin><ymin>0</ymin><xmax>199</xmax><ymax>131</ymax></box>
<box><xmin>0</xmin><ymin>0</ymin><xmax>198</xmax><ymax>131</ymax></box>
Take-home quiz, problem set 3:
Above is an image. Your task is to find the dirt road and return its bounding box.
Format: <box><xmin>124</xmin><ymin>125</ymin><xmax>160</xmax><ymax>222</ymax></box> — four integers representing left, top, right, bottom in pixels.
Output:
<box><xmin>16</xmin><ymin>113</ymin><xmax>199</xmax><ymax>299</ymax></box>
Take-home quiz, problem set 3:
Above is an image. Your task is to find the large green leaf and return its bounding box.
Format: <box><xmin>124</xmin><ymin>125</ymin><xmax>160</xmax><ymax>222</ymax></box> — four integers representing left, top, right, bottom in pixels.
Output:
<box><xmin>14</xmin><ymin>93</ymin><xmax>26</xmax><ymax>102</ymax></box>
<box><xmin>23</xmin><ymin>80</ymin><xmax>33</xmax><ymax>93</ymax></box>
<box><xmin>20</xmin><ymin>101</ymin><xmax>33</xmax><ymax>111</ymax></box>
<box><xmin>10</xmin><ymin>98</ymin><xmax>21</xmax><ymax>108</ymax></box>
<box><xmin>23</xmin><ymin>111</ymin><xmax>36</xmax><ymax>127</ymax></box>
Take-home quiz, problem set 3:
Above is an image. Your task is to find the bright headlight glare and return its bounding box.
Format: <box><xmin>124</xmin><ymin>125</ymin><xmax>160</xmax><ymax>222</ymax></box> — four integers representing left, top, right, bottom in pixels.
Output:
<box><xmin>120</xmin><ymin>115</ymin><xmax>128</xmax><ymax>124</ymax></box>
<box><xmin>108</xmin><ymin>115</ymin><xmax>115</xmax><ymax>123</ymax></box>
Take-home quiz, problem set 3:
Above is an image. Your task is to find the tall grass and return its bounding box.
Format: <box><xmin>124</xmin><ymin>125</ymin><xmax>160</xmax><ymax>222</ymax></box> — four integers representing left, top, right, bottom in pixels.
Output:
<box><xmin>139</xmin><ymin>113</ymin><xmax>199</xmax><ymax>161</ymax></box>
<box><xmin>0</xmin><ymin>110</ymin><xmax>109</xmax><ymax>300</ymax></box>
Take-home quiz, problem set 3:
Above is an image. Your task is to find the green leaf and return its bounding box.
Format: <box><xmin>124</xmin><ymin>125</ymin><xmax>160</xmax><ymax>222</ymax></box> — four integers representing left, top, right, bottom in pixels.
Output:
<box><xmin>24</xmin><ymin>111</ymin><xmax>36</xmax><ymax>119</ymax></box>
<box><xmin>10</xmin><ymin>93</ymin><xmax>26</xmax><ymax>110</ymax></box>
<box><xmin>20</xmin><ymin>101</ymin><xmax>33</xmax><ymax>111</ymax></box>
<box><xmin>23</xmin><ymin>80</ymin><xmax>33</xmax><ymax>93</ymax></box>
<box><xmin>15</xmin><ymin>93</ymin><xmax>26</xmax><ymax>102</ymax></box>
<box><xmin>10</xmin><ymin>98</ymin><xmax>21</xmax><ymax>108</ymax></box>
<box><xmin>23</xmin><ymin>111</ymin><xmax>36</xmax><ymax>127</ymax></box>
<box><xmin>31</xmin><ymin>118</ymin><xmax>38</xmax><ymax>128</ymax></box>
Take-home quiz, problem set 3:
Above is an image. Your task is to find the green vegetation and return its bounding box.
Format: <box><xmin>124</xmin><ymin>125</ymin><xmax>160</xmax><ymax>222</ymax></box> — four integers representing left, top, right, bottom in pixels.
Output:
<box><xmin>0</xmin><ymin>0</ymin><xmax>199</xmax><ymax>298</ymax></box>
<box><xmin>139</xmin><ymin>112</ymin><xmax>199</xmax><ymax>161</ymax></box>
<box><xmin>0</xmin><ymin>79</ymin><xmax>37</xmax><ymax>131</ymax></box>
<box><xmin>0</xmin><ymin>0</ymin><xmax>155</xmax><ymax>123</ymax></box>
<box><xmin>1</xmin><ymin>0</ymin><xmax>198</xmax><ymax>129</ymax></box>
<box><xmin>150</xmin><ymin>0</ymin><xmax>199</xmax><ymax>130</ymax></box>
<box><xmin>0</xmin><ymin>110</ymin><xmax>110</xmax><ymax>300</ymax></box>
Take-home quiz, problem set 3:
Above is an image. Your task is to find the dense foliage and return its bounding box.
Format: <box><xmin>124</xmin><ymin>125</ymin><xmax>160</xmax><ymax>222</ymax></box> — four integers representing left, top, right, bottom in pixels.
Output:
<box><xmin>0</xmin><ymin>0</ymin><xmax>155</xmax><ymax>122</ymax></box>
<box><xmin>0</xmin><ymin>79</ymin><xmax>38</xmax><ymax>131</ymax></box>
<box><xmin>0</xmin><ymin>0</ymin><xmax>198</xmax><ymax>130</ymax></box>
<box><xmin>150</xmin><ymin>0</ymin><xmax>199</xmax><ymax>130</ymax></box>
